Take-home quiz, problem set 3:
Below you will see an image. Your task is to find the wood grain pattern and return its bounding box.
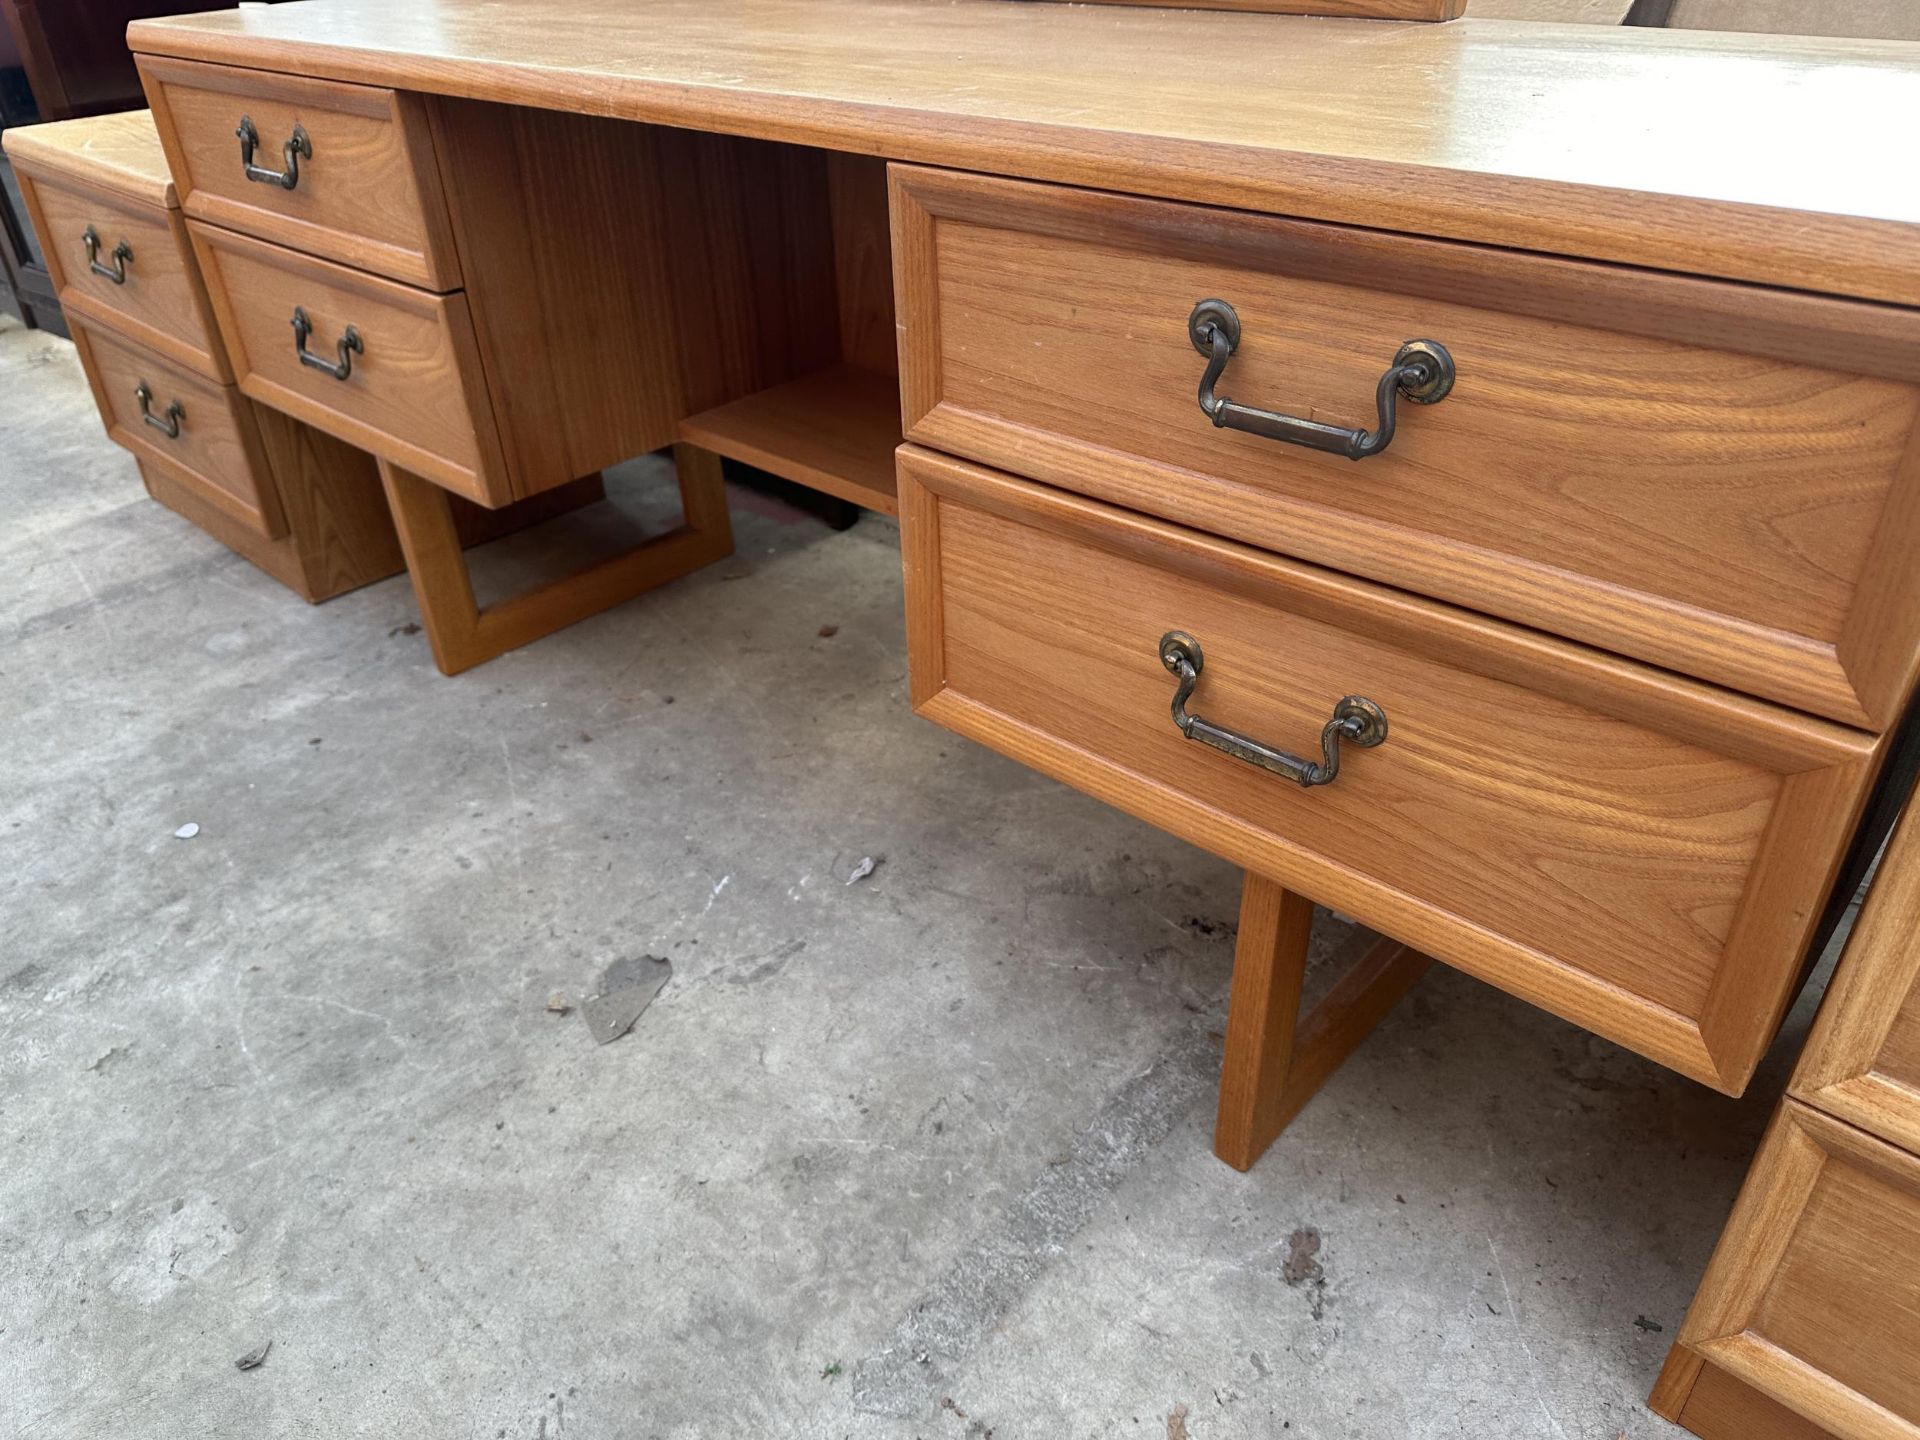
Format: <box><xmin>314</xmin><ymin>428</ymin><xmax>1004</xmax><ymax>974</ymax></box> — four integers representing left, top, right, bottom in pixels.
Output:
<box><xmin>425</xmin><ymin>98</ymin><xmax>682</xmax><ymax>499</ymax></box>
<box><xmin>1</xmin><ymin>108</ymin><xmax>177</xmax><ymax>208</ymax></box>
<box><xmin>1215</xmin><ymin>874</ymin><xmax>1316</xmax><ymax>1171</ymax></box>
<box><xmin>1671</xmin><ymin>1360</ymin><xmax>1841</xmax><ymax>1440</ymax></box>
<box><xmin>1672</xmin><ymin>1101</ymin><xmax>1920</xmax><ymax>1440</ymax></box>
<box><xmin>379</xmin><ymin>445</ymin><xmax>733</xmax><ymax>674</ymax></box>
<box><xmin>122</xmin><ymin>0</ymin><xmax>1920</xmax><ymax>305</ymax></box>
<box><xmin>651</xmin><ymin>128</ymin><xmax>843</xmax><ymax>416</ymax></box>
<box><xmin>898</xmin><ymin>447</ymin><xmax>1880</xmax><ymax>1093</ymax></box>
<box><xmin>678</xmin><ymin>364</ymin><xmax>901</xmax><ymax>515</ymax></box>
<box><xmin>138</xmin><ymin>460</ymin><xmax>311</xmax><ymax>596</ymax></box>
<box><xmin>1794</xmin><ymin>798</ymin><xmax>1920</xmax><ymax>1155</ymax></box>
<box><xmin>1214</xmin><ymin>874</ymin><xmax>1433</xmax><ymax>1170</ymax></box>
<box><xmin>247</xmin><ymin>404</ymin><xmax>405</xmax><ymax>600</ymax></box>
<box><xmin>1069</xmin><ymin>0</ymin><xmax>1465</xmax><ymax>18</ymax></box>
<box><xmin>70</xmin><ymin>315</ymin><xmax>285</xmax><ymax>538</ymax></box>
<box><xmin>827</xmin><ymin>152</ymin><xmax>897</xmax><ymax>377</ymax></box>
<box><xmin>189</xmin><ymin>220</ymin><xmax>509</xmax><ymax>504</ymax></box>
<box><xmin>15</xmin><ymin>166</ymin><xmax>231</xmax><ymax>382</ymax></box>
<box><xmin>891</xmin><ymin>164</ymin><xmax>1920</xmax><ymax>730</ymax></box>
<box><xmin>139</xmin><ymin>55</ymin><xmax>461</xmax><ymax>290</ymax></box>
<box><xmin>1468</xmin><ymin>0</ymin><xmax>1630</xmax><ymax>16</ymax></box>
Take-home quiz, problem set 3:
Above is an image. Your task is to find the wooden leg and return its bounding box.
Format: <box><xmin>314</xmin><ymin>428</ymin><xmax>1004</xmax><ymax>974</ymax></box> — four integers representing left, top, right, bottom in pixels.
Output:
<box><xmin>1213</xmin><ymin>871</ymin><xmax>1434</xmax><ymax>1172</ymax></box>
<box><xmin>379</xmin><ymin>443</ymin><xmax>734</xmax><ymax>676</ymax></box>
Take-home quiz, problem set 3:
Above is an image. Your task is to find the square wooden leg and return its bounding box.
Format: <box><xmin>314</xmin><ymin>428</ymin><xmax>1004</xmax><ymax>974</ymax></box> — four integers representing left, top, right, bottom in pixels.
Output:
<box><xmin>1214</xmin><ymin>871</ymin><xmax>1433</xmax><ymax>1171</ymax></box>
<box><xmin>379</xmin><ymin>444</ymin><xmax>734</xmax><ymax>676</ymax></box>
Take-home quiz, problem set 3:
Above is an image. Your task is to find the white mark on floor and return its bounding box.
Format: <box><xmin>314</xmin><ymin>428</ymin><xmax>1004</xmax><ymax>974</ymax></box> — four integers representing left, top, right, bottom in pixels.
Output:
<box><xmin>1489</xmin><ymin>1234</ymin><xmax>1569</xmax><ymax>1440</ymax></box>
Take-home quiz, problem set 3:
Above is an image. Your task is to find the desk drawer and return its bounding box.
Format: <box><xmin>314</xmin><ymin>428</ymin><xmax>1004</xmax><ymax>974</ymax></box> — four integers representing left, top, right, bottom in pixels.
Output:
<box><xmin>900</xmin><ymin>447</ymin><xmax>1878</xmax><ymax>1093</ymax></box>
<box><xmin>140</xmin><ymin>56</ymin><xmax>460</xmax><ymax>290</ymax></box>
<box><xmin>19</xmin><ymin>169</ymin><xmax>228</xmax><ymax>381</ymax></box>
<box><xmin>73</xmin><ymin>318</ymin><xmax>283</xmax><ymax>539</ymax></box>
<box><xmin>1674</xmin><ymin>1103</ymin><xmax>1920</xmax><ymax>1440</ymax></box>
<box><xmin>190</xmin><ymin>222</ymin><xmax>507</xmax><ymax>506</ymax></box>
<box><xmin>892</xmin><ymin>166</ymin><xmax>1920</xmax><ymax>730</ymax></box>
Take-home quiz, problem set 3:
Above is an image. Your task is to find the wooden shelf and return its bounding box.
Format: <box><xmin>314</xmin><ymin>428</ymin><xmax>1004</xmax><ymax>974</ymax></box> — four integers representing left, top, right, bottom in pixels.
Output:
<box><xmin>678</xmin><ymin>364</ymin><xmax>902</xmax><ymax>517</ymax></box>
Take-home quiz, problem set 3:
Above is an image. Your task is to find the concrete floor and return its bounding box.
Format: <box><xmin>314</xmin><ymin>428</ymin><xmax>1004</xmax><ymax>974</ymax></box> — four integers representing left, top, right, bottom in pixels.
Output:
<box><xmin>0</xmin><ymin>310</ymin><xmax>1830</xmax><ymax>1439</ymax></box>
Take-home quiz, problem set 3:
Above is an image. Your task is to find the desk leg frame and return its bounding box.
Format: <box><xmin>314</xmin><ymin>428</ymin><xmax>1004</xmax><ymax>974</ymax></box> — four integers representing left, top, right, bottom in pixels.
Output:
<box><xmin>380</xmin><ymin>445</ymin><xmax>734</xmax><ymax>676</ymax></box>
<box><xmin>1215</xmin><ymin>871</ymin><xmax>1433</xmax><ymax>1171</ymax></box>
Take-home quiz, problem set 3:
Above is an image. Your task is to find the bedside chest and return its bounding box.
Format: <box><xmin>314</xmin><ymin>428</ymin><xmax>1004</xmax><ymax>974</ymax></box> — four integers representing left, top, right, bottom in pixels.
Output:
<box><xmin>1654</xmin><ymin>795</ymin><xmax>1920</xmax><ymax>1440</ymax></box>
<box><xmin>3</xmin><ymin>108</ymin><xmax>606</xmax><ymax>604</ymax></box>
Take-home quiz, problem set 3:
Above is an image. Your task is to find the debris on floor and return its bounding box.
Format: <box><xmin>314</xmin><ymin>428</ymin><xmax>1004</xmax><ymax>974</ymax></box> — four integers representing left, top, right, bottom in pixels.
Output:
<box><xmin>545</xmin><ymin>991</ymin><xmax>572</xmax><ymax>1015</ymax></box>
<box><xmin>1167</xmin><ymin>1402</ymin><xmax>1189</xmax><ymax>1440</ymax></box>
<box><xmin>234</xmin><ymin>1340</ymin><xmax>272</xmax><ymax>1371</ymax></box>
<box><xmin>85</xmin><ymin>1044</ymin><xmax>133</xmax><ymax>1074</ymax></box>
<box><xmin>1282</xmin><ymin>1227</ymin><xmax>1324</xmax><ymax>1287</ymax></box>
<box><xmin>581</xmin><ymin>955</ymin><xmax>671</xmax><ymax>1045</ymax></box>
<box><xmin>845</xmin><ymin>856</ymin><xmax>879</xmax><ymax>885</ymax></box>
<box><xmin>172</xmin><ymin>823</ymin><xmax>199</xmax><ymax>840</ymax></box>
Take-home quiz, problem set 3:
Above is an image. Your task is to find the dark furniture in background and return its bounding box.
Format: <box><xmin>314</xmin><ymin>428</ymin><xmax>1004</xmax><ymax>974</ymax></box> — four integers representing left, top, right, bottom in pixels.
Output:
<box><xmin>0</xmin><ymin>0</ymin><xmax>262</xmax><ymax>332</ymax></box>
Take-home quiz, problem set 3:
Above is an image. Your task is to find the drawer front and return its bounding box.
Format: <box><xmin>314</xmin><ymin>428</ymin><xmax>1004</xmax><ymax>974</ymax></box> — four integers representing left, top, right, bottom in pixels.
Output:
<box><xmin>892</xmin><ymin>166</ymin><xmax>1920</xmax><ymax>731</ymax></box>
<box><xmin>190</xmin><ymin>221</ymin><xmax>507</xmax><ymax>505</ymax></box>
<box><xmin>73</xmin><ymin>319</ymin><xmax>283</xmax><ymax>538</ymax></box>
<box><xmin>140</xmin><ymin>56</ymin><xmax>460</xmax><ymax>290</ymax></box>
<box><xmin>1675</xmin><ymin>1102</ymin><xmax>1920</xmax><ymax>1440</ymax></box>
<box><xmin>18</xmin><ymin>169</ymin><xmax>228</xmax><ymax>381</ymax></box>
<box><xmin>899</xmin><ymin>447</ymin><xmax>1878</xmax><ymax>1093</ymax></box>
<box><xmin>1795</xmin><ymin>799</ymin><xmax>1920</xmax><ymax>1154</ymax></box>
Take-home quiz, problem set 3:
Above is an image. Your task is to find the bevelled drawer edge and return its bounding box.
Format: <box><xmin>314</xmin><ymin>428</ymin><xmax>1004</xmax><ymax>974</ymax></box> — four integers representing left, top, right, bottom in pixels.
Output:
<box><xmin>888</xmin><ymin>162</ymin><xmax>1920</xmax><ymax>734</ymax></box>
<box><xmin>137</xmin><ymin>54</ymin><xmax>463</xmax><ymax>293</ymax></box>
<box><xmin>898</xmin><ymin>443</ymin><xmax>1883</xmax><ymax>1095</ymax></box>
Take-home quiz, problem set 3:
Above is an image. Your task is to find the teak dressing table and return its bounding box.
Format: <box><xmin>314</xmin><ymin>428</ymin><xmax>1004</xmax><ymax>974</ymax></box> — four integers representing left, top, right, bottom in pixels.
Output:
<box><xmin>100</xmin><ymin>2</ymin><xmax>1920</xmax><ymax>1429</ymax></box>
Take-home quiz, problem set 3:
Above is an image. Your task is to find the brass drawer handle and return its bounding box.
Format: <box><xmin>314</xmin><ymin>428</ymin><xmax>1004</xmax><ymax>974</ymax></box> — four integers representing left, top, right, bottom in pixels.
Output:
<box><xmin>291</xmin><ymin>307</ymin><xmax>362</xmax><ymax>381</ymax></box>
<box><xmin>81</xmin><ymin>226</ymin><xmax>132</xmax><ymax>284</ymax></box>
<box><xmin>1158</xmin><ymin>631</ymin><xmax>1387</xmax><ymax>788</ymax></box>
<box><xmin>236</xmin><ymin>116</ymin><xmax>311</xmax><ymax>190</ymax></box>
<box><xmin>135</xmin><ymin>382</ymin><xmax>183</xmax><ymax>439</ymax></box>
<box><xmin>1188</xmin><ymin>299</ymin><xmax>1454</xmax><ymax>461</ymax></box>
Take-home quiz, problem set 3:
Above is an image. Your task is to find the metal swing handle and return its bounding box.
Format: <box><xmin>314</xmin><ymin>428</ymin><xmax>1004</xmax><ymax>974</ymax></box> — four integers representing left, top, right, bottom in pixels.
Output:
<box><xmin>1158</xmin><ymin>631</ymin><xmax>1387</xmax><ymax>789</ymax></box>
<box><xmin>1188</xmin><ymin>299</ymin><xmax>1454</xmax><ymax>461</ymax></box>
<box><xmin>135</xmin><ymin>382</ymin><xmax>183</xmax><ymax>439</ymax></box>
<box><xmin>82</xmin><ymin>226</ymin><xmax>132</xmax><ymax>284</ymax></box>
<box><xmin>237</xmin><ymin>116</ymin><xmax>311</xmax><ymax>189</ymax></box>
<box><xmin>291</xmin><ymin>307</ymin><xmax>362</xmax><ymax>381</ymax></box>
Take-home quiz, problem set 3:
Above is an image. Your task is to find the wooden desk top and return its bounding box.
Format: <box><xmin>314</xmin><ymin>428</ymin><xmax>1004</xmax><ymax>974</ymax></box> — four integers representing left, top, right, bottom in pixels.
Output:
<box><xmin>128</xmin><ymin>0</ymin><xmax>1920</xmax><ymax>305</ymax></box>
<box><xmin>1</xmin><ymin>108</ymin><xmax>176</xmax><ymax>208</ymax></box>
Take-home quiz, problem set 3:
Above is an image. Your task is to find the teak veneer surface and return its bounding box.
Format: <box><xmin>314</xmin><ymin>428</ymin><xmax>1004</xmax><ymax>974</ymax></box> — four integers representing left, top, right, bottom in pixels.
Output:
<box><xmin>1</xmin><ymin>108</ymin><xmax>176</xmax><ymax>208</ymax></box>
<box><xmin>899</xmin><ymin>449</ymin><xmax>1879</xmax><ymax>1094</ymax></box>
<box><xmin>1794</xmin><ymin>796</ymin><xmax>1920</xmax><ymax>1155</ymax></box>
<box><xmin>126</xmin><ymin>0</ymin><xmax>1920</xmax><ymax>305</ymax></box>
<box><xmin>16</xmin><ymin>166</ymin><xmax>231</xmax><ymax>382</ymax></box>
<box><xmin>892</xmin><ymin>164</ymin><xmax>1920</xmax><ymax>730</ymax></box>
<box><xmin>1670</xmin><ymin>1102</ymin><xmax>1920</xmax><ymax>1439</ymax></box>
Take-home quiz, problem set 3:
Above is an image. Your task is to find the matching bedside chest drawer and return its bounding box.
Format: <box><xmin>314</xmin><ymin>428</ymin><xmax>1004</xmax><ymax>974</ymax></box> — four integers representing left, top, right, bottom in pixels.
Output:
<box><xmin>1672</xmin><ymin>1102</ymin><xmax>1920</xmax><ymax>1440</ymax></box>
<box><xmin>891</xmin><ymin>166</ymin><xmax>1920</xmax><ymax>731</ymax></box>
<box><xmin>899</xmin><ymin>446</ymin><xmax>1879</xmax><ymax>1096</ymax></box>
<box><xmin>141</xmin><ymin>56</ymin><xmax>461</xmax><ymax>291</ymax></box>
<box><xmin>189</xmin><ymin>222</ymin><xmax>506</xmax><ymax>506</ymax></box>
<box><xmin>23</xmin><ymin>170</ymin><xmax>229</xmax><ymax>382</ymax></box>
<box><xmin>72</xmin><ymin>318</ymin><xmax>285</xmax><ymax>539</ymax></box>
<box><xmin>1794</xmin><ymin>804</ymin><xmax>1920</xmax><ymax>1156</ymax></box>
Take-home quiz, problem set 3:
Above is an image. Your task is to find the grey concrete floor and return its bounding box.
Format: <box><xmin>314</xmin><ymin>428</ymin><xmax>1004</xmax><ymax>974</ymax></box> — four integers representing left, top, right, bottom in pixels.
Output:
<box><xmin>0</xmin><ymin>311</ymin><xmax>1825</xmax><ymax>1439</ymax></box>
